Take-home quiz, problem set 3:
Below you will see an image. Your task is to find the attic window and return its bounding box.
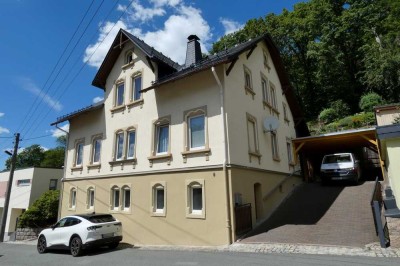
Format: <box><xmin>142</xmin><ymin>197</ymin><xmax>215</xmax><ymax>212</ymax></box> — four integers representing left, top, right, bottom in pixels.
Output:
<box><xmin>126</xmin><ymin>51</ymin><xmax>134</xmax><ymax>64</ymax></box>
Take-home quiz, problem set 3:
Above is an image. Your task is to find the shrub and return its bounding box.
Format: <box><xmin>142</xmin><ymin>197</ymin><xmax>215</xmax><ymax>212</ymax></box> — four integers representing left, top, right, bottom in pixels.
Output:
<box><xmin>324</xmin><ymin>122</ymin><xmax>339</xmax><ymax>133</ymax></box>
<box><xmin>359</xmin><ymin>92</ymin><xmax>385</xmax><ymax>112</ymax></box>
<box><xmin>319</xmin><ymin>108</ymin><xmax>337</xmax><ymax>124</ymax></box>
<box><xmin>338</xmin><ymin>116</ymin><xmax>353</xmax><ymax>128</ymax></box>
<box><xmin>18</xmin><ymin>190</ymin><xmax>60</xmax><ymax>228</ymax></box>
<box><xmin>331</xmin><ymin>100</ymin><xmax>351</xmax><ymax>117</ymax></box>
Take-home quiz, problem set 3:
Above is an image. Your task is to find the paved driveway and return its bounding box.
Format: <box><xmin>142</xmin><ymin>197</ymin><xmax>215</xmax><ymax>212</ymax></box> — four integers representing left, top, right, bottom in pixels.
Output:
<box><xmin>241</xmin><ymin>181</ymin><xmax>379</xmax><ymax>247</ymax></box>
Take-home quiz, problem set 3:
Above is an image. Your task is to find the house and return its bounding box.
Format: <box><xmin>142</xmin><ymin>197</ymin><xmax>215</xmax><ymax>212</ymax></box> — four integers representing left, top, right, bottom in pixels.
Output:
<box><xmin>0</xmin><ymin>167</ymin><xmax>63</xmax><ymax>241</ymax></box>
<box><xmin>51</xmin><ymin>29</ymin><xmax>309</xmax><ymax>246</ymax></box>
<box><xmin>375</xmin><ymin>103</ymin><xmax>400</xmax><ymax>217</ymax></box>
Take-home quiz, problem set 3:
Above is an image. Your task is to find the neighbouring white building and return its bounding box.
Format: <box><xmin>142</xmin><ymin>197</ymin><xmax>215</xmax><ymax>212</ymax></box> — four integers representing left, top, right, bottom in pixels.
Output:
<box><xmin>0</xmin><ymin>167</ymin><xmax>63</xmax><ymax>241</ymax></box>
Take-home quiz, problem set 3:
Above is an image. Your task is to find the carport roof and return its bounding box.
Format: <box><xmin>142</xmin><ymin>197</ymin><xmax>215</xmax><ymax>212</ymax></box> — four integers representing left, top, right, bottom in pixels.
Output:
<box><xmin>293</xmin><ymin>127</ymin><xmax>377</xmax><ymax>155</ymax></box>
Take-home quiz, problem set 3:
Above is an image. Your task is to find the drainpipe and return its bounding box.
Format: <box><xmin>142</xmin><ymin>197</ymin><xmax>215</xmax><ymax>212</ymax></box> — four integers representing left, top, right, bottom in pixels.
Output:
<box><xmin>211</xmin><ymin>66</ymin><xmax>232</xmax><ymax>244</ymax></box>
<box><xmin>55</xmin><ymin>124</ymin><xmax>69</xmax><ymax>220</ymax></box>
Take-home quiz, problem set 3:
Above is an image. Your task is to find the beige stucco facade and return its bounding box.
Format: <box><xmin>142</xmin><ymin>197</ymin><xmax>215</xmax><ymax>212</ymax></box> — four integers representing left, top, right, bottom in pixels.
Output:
<box><xmin>0</xmin><ymin>167</ymin><xmax>62</xmax><ymax>241</ymax></box>
<box><xmin>57</xmin><ymin>30</ymin><xmax>306</xmax><ymax>246</ymax></box>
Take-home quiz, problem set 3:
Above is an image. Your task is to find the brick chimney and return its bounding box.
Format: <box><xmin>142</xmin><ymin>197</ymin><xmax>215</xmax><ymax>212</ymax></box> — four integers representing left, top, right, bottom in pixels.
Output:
<box><xmin>185</xmin><ymin>35</ymin><xmax>202</xmax><ymax>67</ymax></box>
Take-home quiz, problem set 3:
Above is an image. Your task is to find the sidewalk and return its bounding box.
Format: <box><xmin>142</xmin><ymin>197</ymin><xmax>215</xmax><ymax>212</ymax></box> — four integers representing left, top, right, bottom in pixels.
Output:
<box><xmin>5</xmin><ymin>238</ymin><xmax>400</xmax><ymax>258</ymax></box>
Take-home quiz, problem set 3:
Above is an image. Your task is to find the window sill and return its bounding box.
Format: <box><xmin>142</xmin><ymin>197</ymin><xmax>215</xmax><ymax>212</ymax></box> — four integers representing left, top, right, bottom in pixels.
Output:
<box><xmin>109</xmin><ymin>158</ymin><xmax>137</xmax><ymax>165</ymax></box>
<box><xmin>148</xmin><ymin>154</ymin><xmax>172</xmax><ymax>166</ymax></box>
<box><xmin>284</xmin><ymin>117</ymin><xmax>290</xmax><ymax>123</ymax></box>
<box><xmin>186</xmin><ymin>212</ymin><xmax>205</xmax><ymax>219</ymax></box>
<box><xmin>263</xmin><ymin>101</ymin><xmax>280</xmax><ymax>115</ymax></box>
<box><xmin>127</xmin><ymin>99</ymin><xmax>144</xmax><ymax>109</ymax></box>
<box><xmin>68</xmin><ymin>207</ymin><xmax>76</xmax><ymax>211</ymax></box>
<box><xmin>248</xmin><ymin>151</ymin><xmax>262</xmax><ymax>164</ymax></box>
<box><xmin>182</xmin><ymin>148</ymin><xmax>211</xmax><ymax>163</ymax></box>
<box><xmin>272</xmin><ymin>108</ymin><xmax>280</xmax><ymax>115</ymax></box>
<box><xmin>244</xmin><ymin>86</ymin><xmax>256</xmax><ymax>97</ymax></box>
<box><xmin>87</xmin><ymin>163</ymin><xmax>101</xmax><ymax>169</ymax></box>
<box><xmin>110</xmin><ymin>105</ymin><xmax>126</xmax><ymax>113</ymax></box>
<box><xmin>273</xmin><ymin>156</ymin><xmax>281</xmax><ymax>162</ymax></box>
<box><xmin>71</xmin><ymin>166</ymin><xmax>83</xmax><ymax>171</ymax></box>
<box><xmin>121</xmin><ymin>61</ymin><xmax>134</xmax><ymax>70</ymax></box>
<box><xmin>264</xmin><ymin>63</ymin><xmax>271</xmax><ymax>72</ymax></box>
<box><xmin>151</xmin><ymin>211</ymin><xmax>166</xmax><ymax>217</ymax></box>
<box><xmin>289</xmin><ymin>162</ymin><xmax>296</xmax><ymax>167</ymax></box>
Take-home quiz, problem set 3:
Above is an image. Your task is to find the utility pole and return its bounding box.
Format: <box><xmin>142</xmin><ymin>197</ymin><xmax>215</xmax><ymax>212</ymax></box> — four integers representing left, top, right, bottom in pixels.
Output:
<box><xmin>0</xmin><ymin>133</ymin><xmax>20</xmax><ymax>242</ymax></box>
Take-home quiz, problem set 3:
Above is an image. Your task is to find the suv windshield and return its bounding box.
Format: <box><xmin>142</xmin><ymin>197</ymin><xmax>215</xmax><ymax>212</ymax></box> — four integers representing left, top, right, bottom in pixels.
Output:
<box><xmin>323</xmin><ymin>154</ymin><xmax>352</xmax><ymax>164</ymax></box>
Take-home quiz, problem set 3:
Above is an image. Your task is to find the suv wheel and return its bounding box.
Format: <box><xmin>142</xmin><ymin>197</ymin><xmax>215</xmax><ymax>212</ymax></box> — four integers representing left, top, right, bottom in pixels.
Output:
<box><xmin>70</xmin><ymin>236</ymin><xmax>83</xmax><ymax>257</ymax></box>
<box><xmin>37</xmin><ymin>235</ymin><xmax>47</xmax><ymax>254</ymax></box>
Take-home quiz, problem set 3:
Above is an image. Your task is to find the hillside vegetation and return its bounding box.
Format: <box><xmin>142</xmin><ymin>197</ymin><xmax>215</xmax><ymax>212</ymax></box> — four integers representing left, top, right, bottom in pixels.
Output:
<box><xmin>211</xmin><ymin>0</ymin><xmax>400</xmax><ymax>133</ymax></box>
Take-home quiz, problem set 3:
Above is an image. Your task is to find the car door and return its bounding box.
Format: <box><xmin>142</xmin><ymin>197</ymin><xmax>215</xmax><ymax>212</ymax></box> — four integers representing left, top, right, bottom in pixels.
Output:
<box><xmin>59</xmin><ymin>217</ymin><xmax>82</xmax><ymax>246</ymax></box>
<box><xmin>46</xmin><ymin>218</ymin><xmax>67</xmax><ymax>246</ymax></box>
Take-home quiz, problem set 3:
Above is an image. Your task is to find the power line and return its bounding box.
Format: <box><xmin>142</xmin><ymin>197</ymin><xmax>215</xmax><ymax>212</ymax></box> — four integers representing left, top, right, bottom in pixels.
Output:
<box><xmin>17</xmin><ymin>0</ymin><xmax>97</xmax><ymax>135</ymax></box>
<box><xmin>21</xmin><ymin>0</ymin><xmax>106</xmax><ymax>140</ymax></box>
<box><xmin>24</xmin><ymin>0</ymin><xmax>131</xmax><ymax>139</ymax></box>
<box><xmin>22</xmin><ymin>134</ymin><xmax>54</xmax><ymax>141</ymax></box>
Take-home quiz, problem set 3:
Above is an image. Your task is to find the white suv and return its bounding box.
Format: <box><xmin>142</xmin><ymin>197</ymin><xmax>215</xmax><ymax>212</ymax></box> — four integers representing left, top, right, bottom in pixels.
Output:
<box><xmin>37</xmin><ymin>213</ymin><xmax>123</xmax><ymax>257</ymax></box>
<box><xmin>320</xmin><ymin>153</ymin><xmax>361</xmax><ymax>184</ymax></box>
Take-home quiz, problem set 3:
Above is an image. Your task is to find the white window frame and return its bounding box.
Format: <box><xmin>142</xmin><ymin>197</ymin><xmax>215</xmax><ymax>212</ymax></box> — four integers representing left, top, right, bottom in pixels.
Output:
<box><xmin>110</xmin><ymin>186</ymin><xmax>120</xmax><ymax>211</ymax></box>
<box><xmin>155</xmin><ymin>123</ymin><xmax>169</xmax><ymax>155</ymax></box>
<box><xmin>188</xmin><ymin>114</ymin><xmax>205</xmax><ymax>150</ymax></box>
<box><xmin>131</xmin><ymin>74</ymin><xmax>142</xmax><ymax>102</ymax></box>
<box><xmin>87</xmin><ymin>187</ymin><xmax>95</xmax><ymax>210</ymax></box>
<box><xmin>271</xmin><ymin>131</ymin><xmax>280</xmax><ymax>161</ymax></box>
<box><xmin>270</xmin><ymin>81</ymin><xmax>277</xmax><ymax>110</ymax></box>
<box><xmin>75</xmin><ymin>141</ymin><xmax>84</xmax><ymax>167</ymax></box>
<box><xmin>115</xmin><ymin>82</ymin><xmax>125</xmax><ymax>107</ymax></box>
<box><xmin>91</xmin><ymin>137</ymin><xmax>102</xmax><ymax>164</ymax></box>
<box><xmin>126</xmin><ymin>129</ymin><xmax>136</xmax><ymax>159</ymax></box>
<box><xmin>151</xmin><ymin>182</ymin><xmax>166</xmax><ymax>216</ymax></box>
<box><xmin>246</xmin><ymin>113</ymin><xmax>261</xmax><ymax>162</ymax></box>
<box><xmin>186</xmin><ymin>179</ymin><xmax>205</xmax><ymax>219</ymax></box>
<box><xmin>261</xmin><ymin>76</ymin><xmax>269</xmax><ymax>104</ymax></box>
<box><xmin>287</xmin><ymin>138</ymin><xmax>294</xmax><ymax>165</ymax></box>
<box><xmin>115</xmin><ymin>131</ymin><xmax>125</xmax><ymax>161</ymax></box>
<box><xmin>126</xmin><ymin>50</ymin><xmax>134</xmax><ymax>64</ymax></box>
<box><xmin>121</xmin><ymin>185</ymin><xmax>131</xmax><ymax>212</ymax></box>
<box><xmin>69</xmin><ymin>187</ymin><xmax>77</xmax><ymax>210</ymax></box>
<box><xmin>244</xmin><ymin>66</ymin><xmax>252</xmax><ymax>90</ymax></box>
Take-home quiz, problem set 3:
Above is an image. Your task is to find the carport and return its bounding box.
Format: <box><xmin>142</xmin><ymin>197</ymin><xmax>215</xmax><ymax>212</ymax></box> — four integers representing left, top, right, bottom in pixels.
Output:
<box><xmin>292</xmin><ymin>128</ymin><xmax>383</xmax><ymax>182</ymax></box>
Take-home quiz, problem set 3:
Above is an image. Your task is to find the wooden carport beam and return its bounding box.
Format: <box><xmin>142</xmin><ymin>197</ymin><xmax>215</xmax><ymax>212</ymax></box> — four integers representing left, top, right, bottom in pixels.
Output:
<box><xmin>359</xmin><ymin>134</ymin><xmax>377</xmax><ymax>146</ymax></box>
<box><xmin>293</xmin><ymin>142</ymin><xmax>305</xmax><ymax>164</ymax></box>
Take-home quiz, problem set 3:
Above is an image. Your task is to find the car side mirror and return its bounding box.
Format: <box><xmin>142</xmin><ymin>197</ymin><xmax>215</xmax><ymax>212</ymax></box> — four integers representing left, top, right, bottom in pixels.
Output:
<box><xmin>52</xmin><ymin>224</ymin><xmax>57</xmax><ymax>230</ymax></box>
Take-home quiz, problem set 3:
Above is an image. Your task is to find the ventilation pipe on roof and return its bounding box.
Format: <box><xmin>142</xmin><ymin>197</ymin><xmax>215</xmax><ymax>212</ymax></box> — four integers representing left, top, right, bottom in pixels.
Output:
<box><xmin>185</xmin><ymin>35</ymin><xmax>202</xmax><ymax>67</ymax></box>
<box><xmin>211</xmin><ymin>66</ymin><xmax>233</xmax><ymax>244</ymax></box>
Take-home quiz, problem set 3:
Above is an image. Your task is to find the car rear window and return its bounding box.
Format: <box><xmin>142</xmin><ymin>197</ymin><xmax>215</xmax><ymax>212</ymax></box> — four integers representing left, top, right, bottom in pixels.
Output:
<box><xmin>323</xmin><ymin>154</ymin><xmax>352</xmax><ymax>164</ymax></box>
<box><xmin>87</xmin><ymin>215</ymin><xmax>116</xmax><ymax>223</ymax></box>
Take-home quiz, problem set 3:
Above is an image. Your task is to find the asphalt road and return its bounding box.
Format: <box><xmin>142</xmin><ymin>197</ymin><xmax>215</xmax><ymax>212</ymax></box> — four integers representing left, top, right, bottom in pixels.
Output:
<box><xmin>1</xmin><ymin>243</ymin><xmax>399</xmax><ymax>266</ymax></box>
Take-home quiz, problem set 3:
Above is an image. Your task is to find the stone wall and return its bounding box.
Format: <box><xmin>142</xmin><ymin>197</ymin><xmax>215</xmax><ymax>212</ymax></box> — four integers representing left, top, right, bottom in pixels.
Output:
<box><xmin>15</xmin><ymin>228</ymin><xmax>44</xmax><ymax>241</ymax></box>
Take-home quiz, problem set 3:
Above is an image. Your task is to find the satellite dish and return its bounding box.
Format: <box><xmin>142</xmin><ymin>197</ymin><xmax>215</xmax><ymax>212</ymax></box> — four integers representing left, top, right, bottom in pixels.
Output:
<box><xmin>263</xmin><ymin>116</ymin><xmax>279</xmax><ymax>133</ymax></box>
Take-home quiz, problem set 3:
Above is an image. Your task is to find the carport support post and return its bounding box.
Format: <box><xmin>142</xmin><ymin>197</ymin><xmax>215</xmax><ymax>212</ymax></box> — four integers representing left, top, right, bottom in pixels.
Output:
<box><xmin>0</xmin><ymin>133</ymin><xmax>20</xmax><ymax>242</ymax></box>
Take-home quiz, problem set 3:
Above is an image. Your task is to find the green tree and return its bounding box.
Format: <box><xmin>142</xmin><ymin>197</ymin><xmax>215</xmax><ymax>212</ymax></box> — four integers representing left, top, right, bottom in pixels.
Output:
<box><xmin>18</xmin><ymin>190</ymin><xmax>60</xmax><ymax>228</ymax></box>
<box><xmin>5</xmin><ymin>144</ymin><xmax>45</xmax><ymax>170</ymax></box>
<box><xmin>40</xmin><ymin>147</ymin><xmax>65</xmax><ymax>168</ymax></box>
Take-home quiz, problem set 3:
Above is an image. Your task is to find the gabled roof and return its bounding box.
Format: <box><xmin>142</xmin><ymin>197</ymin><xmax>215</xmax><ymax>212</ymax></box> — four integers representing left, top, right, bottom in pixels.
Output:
<box><xmin>92</xmin><ymin>29</ymin><xmax>181</xmax><ymax>90</ymax></box>
<box><xmin>142</xmin><ymin>33</ymin><xmax>309</xmax><ymax>136</ymax></box>
<box><xmin>50</xmin><ymin>100</ymin><xmax>104</xmax><ymax>126</ymax></box>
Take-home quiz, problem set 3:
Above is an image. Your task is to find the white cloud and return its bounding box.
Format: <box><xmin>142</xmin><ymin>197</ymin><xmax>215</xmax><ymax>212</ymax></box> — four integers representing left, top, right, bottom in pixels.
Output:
<box><xmin>120</xmin><ymin>1</ymin><xmax>166</xmax><ymax>23</ymax></box>
<box><xmin>220</xmin><ymin>18</ymin><xmax>243</xmax><ymax>35</ymax></box>
<box><xmin>93</xmin><ymin>96</ymin><xmax>104</xmax><ymax>103</ymax></box>
<box><xmin>19</xmin><ymin>78</ymin><xmax>63</xmax><ymax>111</ymax></box>
<box><xmin>85</xmin><ymin>2</ymin><xmax>211</xmax><ymax>67</ymax></box>
<box><xmin>84</xmin><ymin>20</ymin><xmax>128</xmax><ymax>68</ymax></box>
<box><xmin>0</xmin><ymin>113</ymin><xmax>4</xmax><ymax>118</ymax></box>
<box><xmin>50</xmin><ymin>124</ymin><xmax>69</xmax><ymax>137</ymax></box>
<box><xmin>0</xmin><ymin>127</ymin><xmax>10</xmax><ymax>134</ymax></box>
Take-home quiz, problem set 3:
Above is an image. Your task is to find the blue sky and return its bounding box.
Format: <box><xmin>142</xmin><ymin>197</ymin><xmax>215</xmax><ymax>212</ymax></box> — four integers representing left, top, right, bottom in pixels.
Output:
<box><xmin>0</xmin><ymin>0</ymin><xmax>303</xmax><ymax>169</ymax></box>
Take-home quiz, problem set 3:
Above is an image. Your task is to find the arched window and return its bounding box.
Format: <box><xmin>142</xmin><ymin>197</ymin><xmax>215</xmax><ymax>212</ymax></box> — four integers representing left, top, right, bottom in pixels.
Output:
<box><xmin>69</xmin><ymin>187</ymin><xmax>77</xmax><ymax>209</ymax></box>
<box><xmin>186</xmin><ymin>179</ymin><xmax>205</xmax><ymax>218</ymax></box>
<box><xmin>126</xmin><ymin>51</ymin><xmax>133</xmax><ymax>64</ymax></box>
<box><xmin>121</xmin><ymin>185</ymin><xmax>131</xmax><ymax>211</ymax></box>
<box><xmin>87</xmin><ymin>187</ymin><xmax>95</xmax><ymax>210</ymax></box>
<box><xmin>151</xmin><ymin>182</ymin><xmax>166</xmax><ymax>215</ymax></box>
<box><xmin>111</xmin><ymin>186</ymin><xmax>120</xmax><ymax>211</ymax></box>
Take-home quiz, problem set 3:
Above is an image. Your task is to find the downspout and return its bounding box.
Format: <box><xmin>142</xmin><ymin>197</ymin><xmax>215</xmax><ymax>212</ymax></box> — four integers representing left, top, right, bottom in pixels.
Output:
<box><xmin>211</xmin><ymin>66</ymin><xmax>233</xmax><ymax>244</ymax></box>
<box><xmin>55</xmin><ymin>124</ymin><xmax>69</xmax><ymax>220</ymax></box>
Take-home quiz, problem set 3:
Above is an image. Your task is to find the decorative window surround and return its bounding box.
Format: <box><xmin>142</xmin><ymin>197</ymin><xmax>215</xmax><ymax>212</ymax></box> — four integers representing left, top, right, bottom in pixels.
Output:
<box><xmin>149</xmin><ymin>116</ymin><xmax>172</xmax><ymax>167</ymax></box>
<box><xmin>186</xmin><ymin>179</ymin><xmax>206</xmax><ymax>219</ymax></box>
<box><xmin>283</xmin><ymin>103</ymin><xmax>290</xmax><ymax>123</ymax></box>
<box><xmin>121</xmin><ymin>185</ymin><xmax>131</xmax><ymax>213</ymax></box>
<box><xmin>182</xmin><ymin>106</ymin><xmax>210</xmax><ymax>163</ymax></box>
<box><xmin>263</xmin><ymin>49</ymin><xmax>271</xmax><ymax>72</ymax></box>
<box><xmin>271</xmin><ymin>131</ymin><xmax>280</xmax><ymax>162</ymax></box>
<box><xmin>246</xmin><ymin>113</ymin><xmax>261</xmax><ymax>164</ymax></box>
<box><xmin>110</xmin><ymin>185</ymin><xmax>120</xmax><ymax>212</ymax></box>
<box><xmin>87</xmin><ymin>133</ymin><xmax>102</xmax><ymax>171</ymax></box>
<box><xmin>86</xmin><ymin>186</ymin><xmax>95</xmax><ymax>211</ymax></box>
<box><xmin>69</xmin><ymin>187</ymin><xmax>77</xmax><ymax>210</ymax></box>
<box><xmin>110</xmin><ymin>127</ymin><xmax>138</xmax><ymax>170</ymax></box>
<box><xmin>72</xmin><ymin>138</ymin><xmax>84</xmax><ymax>172</ymax></box>
<box><xmin>111</xmin><ymin>78</ymin><xmax>126</xmax><ymax>114</ymax></box>
<box><xmin>151</xmin><ymin>181</ymin><xmax>167</xmax><ymax>217</ymax></box>
<box><xmin>287</xmin><ymin>137</ymin><xmax>295</xmax><ymax>167</ymax></box>
<box><xmin>243</xmin><ymin>65</ymin><xmax>255</xmax><ymax>99</ymax></box>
